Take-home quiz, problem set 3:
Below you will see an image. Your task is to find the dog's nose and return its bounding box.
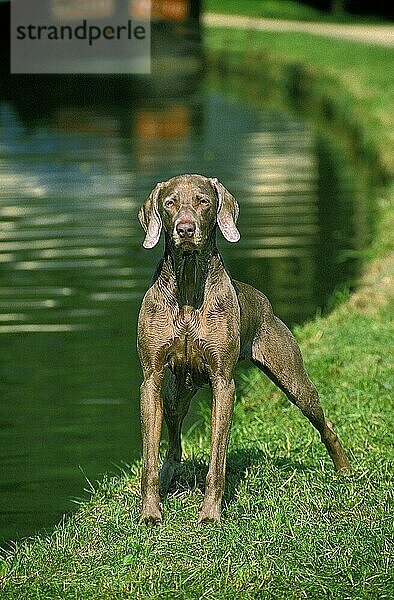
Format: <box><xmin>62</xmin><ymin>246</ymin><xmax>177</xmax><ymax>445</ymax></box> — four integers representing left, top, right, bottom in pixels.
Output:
<box><xmin>176</xmin><ymin>220</ymin><xmax>196</xmax><ymax>238</ymax></box>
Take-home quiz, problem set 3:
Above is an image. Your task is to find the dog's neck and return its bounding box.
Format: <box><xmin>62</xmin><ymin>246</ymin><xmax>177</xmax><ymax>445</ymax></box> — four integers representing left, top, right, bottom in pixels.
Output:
<box><xmin>161</xmin><ymin>235</ymin><xmax>220</xmax><ymax>309</ymax></box>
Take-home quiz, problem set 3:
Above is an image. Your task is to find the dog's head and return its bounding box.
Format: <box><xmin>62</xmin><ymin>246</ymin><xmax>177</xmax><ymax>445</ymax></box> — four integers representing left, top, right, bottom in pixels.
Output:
<box><xmin>138</xmin><ymin>174</ymin><xmax>240</xmax><ymax>250</ymax></box>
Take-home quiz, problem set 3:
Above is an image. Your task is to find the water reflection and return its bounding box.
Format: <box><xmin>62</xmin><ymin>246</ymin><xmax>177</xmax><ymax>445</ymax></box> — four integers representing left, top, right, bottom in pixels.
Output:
<box><xmin>0</xmin><ymin>72</ymin><xmax>370</xmax><ymax>543</ymax></box>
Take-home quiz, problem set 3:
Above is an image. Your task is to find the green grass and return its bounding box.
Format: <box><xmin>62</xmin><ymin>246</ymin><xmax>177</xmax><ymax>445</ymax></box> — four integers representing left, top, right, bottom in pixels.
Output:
<box><xmin>204</xmin><ymin>0</ymin><xmax>389</xmax><ymax>23</ymax></box>
<box><xmin>1</xmin><ymin>9</ymin><xmax>393</xmax><ymax>600</ymax></box>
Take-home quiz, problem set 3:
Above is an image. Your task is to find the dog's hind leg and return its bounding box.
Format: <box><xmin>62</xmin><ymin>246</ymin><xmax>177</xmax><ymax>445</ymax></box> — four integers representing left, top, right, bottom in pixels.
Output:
<box><xmin>160</xmin><ymin>374</ymin><xmax>198</xmax><ymax>494</ymax></box>
<box><xmin>251</xmin><ymin>315</ymin><xmax>351</xmax><ymax>472</ymax></box>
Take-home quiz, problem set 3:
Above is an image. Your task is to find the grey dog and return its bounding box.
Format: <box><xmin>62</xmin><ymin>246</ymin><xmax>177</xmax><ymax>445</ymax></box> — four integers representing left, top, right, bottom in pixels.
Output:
<box><xmin>137</xmin><ymin>174</ymin><xmax>350</xmax><ymax>524</ymax></box>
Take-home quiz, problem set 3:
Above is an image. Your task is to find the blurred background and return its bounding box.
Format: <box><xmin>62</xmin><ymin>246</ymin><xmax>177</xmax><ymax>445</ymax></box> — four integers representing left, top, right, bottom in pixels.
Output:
<box><xmin>0</xmin><ymin>1</ymin><xmax>390</xmax><ymax>545</ymax></box>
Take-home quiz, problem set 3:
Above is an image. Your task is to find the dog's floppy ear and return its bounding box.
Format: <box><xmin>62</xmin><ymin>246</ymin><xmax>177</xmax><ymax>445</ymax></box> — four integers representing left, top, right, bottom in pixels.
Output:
<box><xmin>210</xmin><ymin>178</ymin><xmax>240</xmax><ymax>242</ymax></box>
<box><xmin>138</xmin><ymin>182</ymin><xmax>164</xmax><ymax>249</ymax></box>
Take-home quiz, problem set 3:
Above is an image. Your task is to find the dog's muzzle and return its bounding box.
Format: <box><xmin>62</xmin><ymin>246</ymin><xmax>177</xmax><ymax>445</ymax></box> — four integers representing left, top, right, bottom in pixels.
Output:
<box><xmin>176</xmin><ymin>220</ymin><xmax>196</xmax><ymax>239</ymax></box>
<box><xmin>173</xmin><ymin>213</ymin><xmax>200</xmax><ymax>246</ymax></box>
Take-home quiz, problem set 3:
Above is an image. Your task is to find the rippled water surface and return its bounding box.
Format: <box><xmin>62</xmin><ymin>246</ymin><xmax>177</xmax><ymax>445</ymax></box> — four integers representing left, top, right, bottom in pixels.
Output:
<box><xmin>0</xmin><ymin>71</ymin><xmax>371</xmax><ymax>542</ymax></box>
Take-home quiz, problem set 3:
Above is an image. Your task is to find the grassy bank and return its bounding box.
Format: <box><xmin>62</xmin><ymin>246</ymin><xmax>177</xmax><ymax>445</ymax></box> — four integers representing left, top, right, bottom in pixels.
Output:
<box><xmin>204</xmin><ymin>0</ymin><xmax>389</xmax><ymax>23</ymax></box>
<box><xmin>1</xmin><ymin>18</ymin><xmax>393</xmax><ymax>600</ymax></box>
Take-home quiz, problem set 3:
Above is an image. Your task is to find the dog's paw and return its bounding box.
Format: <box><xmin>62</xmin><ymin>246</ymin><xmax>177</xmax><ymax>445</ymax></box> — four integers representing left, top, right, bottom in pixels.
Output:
<box><xmin>140</xmin><ymin>501</ymin><xmax>163</xmax><ymax>526</ymax></box>
<box><xmin>197</xmin><ymin>500</ymin><xmax>221</xmax><ymax>525</ymax></box>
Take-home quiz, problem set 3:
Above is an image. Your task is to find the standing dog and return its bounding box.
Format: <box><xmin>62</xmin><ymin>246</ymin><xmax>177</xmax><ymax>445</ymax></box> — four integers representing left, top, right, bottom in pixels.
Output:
<box><xmin>137</xmin><ymin>174</ymin><xmax>350</xmax><ymax>524</ymax></box>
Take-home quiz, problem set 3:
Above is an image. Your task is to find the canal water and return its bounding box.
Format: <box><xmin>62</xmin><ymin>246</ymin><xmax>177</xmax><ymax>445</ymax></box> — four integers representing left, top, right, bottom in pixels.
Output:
<box><xmin>0</xmin><ymin>68</ymin><xmax>372</xmax><ymax>544</ymax></box>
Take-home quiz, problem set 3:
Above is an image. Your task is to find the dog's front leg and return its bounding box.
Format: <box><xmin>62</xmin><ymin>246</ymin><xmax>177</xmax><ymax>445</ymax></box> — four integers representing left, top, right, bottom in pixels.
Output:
<box><xmin>140</xmin><ymin>372</ymin><xmax>164</xmax><ymax>525</ymax></box>
<box><xmin>198</xmin><ymin>376</ymin><xmax>235</xmax><ymax>524</ymax></box>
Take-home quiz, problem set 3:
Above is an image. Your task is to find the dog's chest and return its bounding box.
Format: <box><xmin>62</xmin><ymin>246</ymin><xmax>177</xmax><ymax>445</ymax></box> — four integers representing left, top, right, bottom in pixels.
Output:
<box><xmin>166</xmin><ymin>305</ymin><xmax>209</xmax><ymax>382</ymax></box>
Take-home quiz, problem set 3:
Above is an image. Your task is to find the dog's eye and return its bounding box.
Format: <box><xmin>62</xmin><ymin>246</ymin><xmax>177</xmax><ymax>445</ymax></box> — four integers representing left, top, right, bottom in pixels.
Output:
<box><xmin>198</xmin><ymin>197</ymin><xmax>210</xmax><ymax>206</ymax></box>
<box><xmin>164</xmin><ymin>198</ymin><xmax>175</xmax><ymax>208</ymax></box>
